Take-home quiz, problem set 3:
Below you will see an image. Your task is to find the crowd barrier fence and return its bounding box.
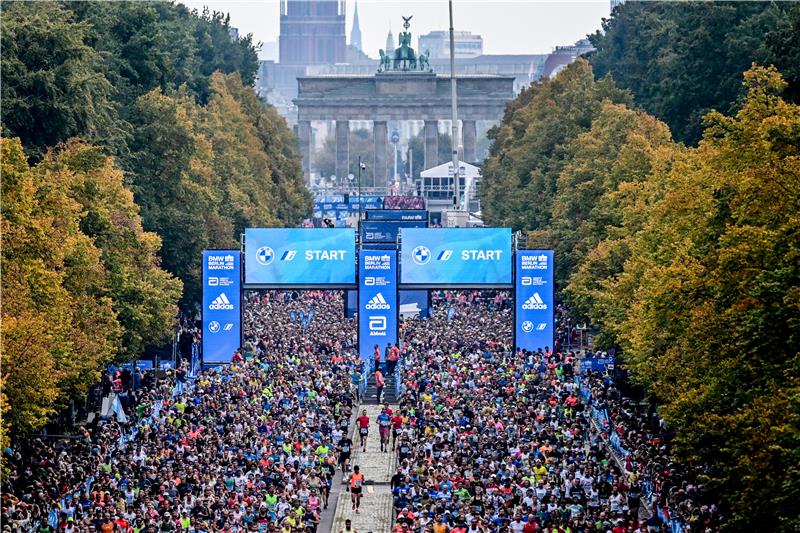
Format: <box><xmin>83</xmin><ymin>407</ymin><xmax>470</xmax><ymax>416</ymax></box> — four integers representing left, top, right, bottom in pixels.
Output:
<box><xmin>576</xmin><ymin>374</ymin><xmax>689</xmax><ymax>533</ymax></box>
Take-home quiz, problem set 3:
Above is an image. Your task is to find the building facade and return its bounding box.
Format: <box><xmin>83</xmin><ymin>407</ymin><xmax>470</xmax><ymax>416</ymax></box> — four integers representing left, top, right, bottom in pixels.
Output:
<box><xmin>418</xmin><ymin>30</ymin><xmax>483</xmax><ymax>59</ymax></box>
<box><xmin>279</xmin><ymin>0</ymin><xmax>347</xmax><ymax>65</ymax></box>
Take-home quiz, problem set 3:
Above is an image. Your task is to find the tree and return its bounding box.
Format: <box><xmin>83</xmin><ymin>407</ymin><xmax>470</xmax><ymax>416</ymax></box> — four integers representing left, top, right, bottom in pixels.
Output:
<box><xmin>549</xmin><ymin>101</ymin><xmax>673</xmax><ymax>298</ymax></box>
<box><xmin>584</xmin><ymin>66</ymin><xmax>800</xmax><ymax>531</ymax></box>
<box><xmin>589</xmin><ymin>1</ymin><xmax>799</xmax><ymax>144</ymax></box>
<box><xmin>0</xmin><ymin>1</ymin><xmax>117</xmax><ymax>159</ymax></box>
<box><xmin>1</xmin><ymin>136</ymin><xmax>182</xmax><ymax>439</ymax></box>
<box><xmin>127</xmin><ymin>89</ymin><xmax>233</xmax><ymax>305</ymax></box>
<box><xmin>1</xmin><ymin>138</ymin><xmax>121</xmax><ymax>436</ymax></box>
<box><xmin>127</xmin><ymin>73</ymin><xmax>310</xmax><ymax>304</ymax></box>
<box><xmin>40</xmin><ymin>141</ymin><xmax>184</xmax><ymax>358</ymax></box>
<box><xmin>480</xmin><ymin>59</ymin><xmax>630</xmax><ymax>232</ymax></box>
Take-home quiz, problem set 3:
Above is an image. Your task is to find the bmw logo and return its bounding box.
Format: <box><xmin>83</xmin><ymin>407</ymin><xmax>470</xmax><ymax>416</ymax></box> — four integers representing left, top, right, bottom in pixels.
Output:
<box><xmin>208</xmin><ymin>320</ymin><xmax>221</xmax><ymax>333</ymax></box>
<box><xmin>256</xmin><ymin>246</ymin><xmax>274</xmax><ymax>265</ymax></box>
<box><xmin>522</xmin><ymin>320</ymin><xmax>534</xmax><ymax>333</ymax></box>
<box><xmin>412</xmin><ymin>245</ymin><xmax>431</xmax><ymax>265</ymax></box>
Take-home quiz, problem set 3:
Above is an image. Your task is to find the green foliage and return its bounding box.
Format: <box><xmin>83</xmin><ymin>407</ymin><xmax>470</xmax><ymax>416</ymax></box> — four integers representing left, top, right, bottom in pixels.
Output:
<box><xmin>566</xmin><ymin>66</ymin><xmax>800</xmax><ymax>532</ymax></box>
<box><xmin>0</xmin><ymin>2</ymin><xmax>118</xmax><ymax>159</ymax></box>
<box><xmin>589</xmin><ymin>1</ymin><xmax>799</xmax><ymax>144</ymax></box>
<box><xmin>0</xmin><ymin>137</ymin><xmax>181</xmax><ymax>439</ymax></box>
<box><xmin>486</xmin><ymin>57</ymin><xmax>799</xmax><ymax>529</ymax></box>
<box><xmin>480</xmin><ymin>59</ymin><xmax>630</xmax><ymax>233</ymax></box>
<box><xmin>127</xmin><ymin>73</ymin><xmax>309</xmax><ymax>303</ymax></box>
<box><xmin>551</xmin><ymin>102</ymin><xmax>674</xmax><ymax>316</ymax></box>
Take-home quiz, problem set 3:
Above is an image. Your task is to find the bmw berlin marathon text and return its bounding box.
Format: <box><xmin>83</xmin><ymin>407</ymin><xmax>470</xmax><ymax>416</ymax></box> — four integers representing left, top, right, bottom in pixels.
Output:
<box><xmin>515</xmin><ymin>250</ymin><xmax>554</xmax><ymax>351</ymax></box>
<box><xmin>359</xmin><ymin>250</ymin><xmax>397</xmax><ymax>359</ymax></box>
<box><xmin>202</xmin><ymin>251</ymin><xmax>241</xmax><ymax>363</ymax></box>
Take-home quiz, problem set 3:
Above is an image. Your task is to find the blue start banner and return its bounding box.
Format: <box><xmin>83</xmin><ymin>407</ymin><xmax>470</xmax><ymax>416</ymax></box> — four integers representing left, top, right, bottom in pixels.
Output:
<box><xmin>365</xmin><ymin>209</ymin><xmax>428</xmax><ymax>221</ymax></box>
<box><xmin>400</xmin><ymin>228</ymin><xmax>513</xmax><ymax>286</ymax></box>
<box><xmin>360</xmin><ymin>220</ymin><xmax>427</xmax><ymax>244</ymax></box>
<box><xmin>515</xmin><ymin>250</ymin><xmax>554</xmax><ymax>352</ymax></box>
<box><xmin>202</xmin><ymin>250</ymin><xmax>241</xmax><ymax>363</ymax></box>
<box><xmin>358</xmin><ymin>250</ymin><xmax>398</xmax><ymax>360</ymax></box>
<box><xmin>244</xmin><ymin>228</ymin><xmax>356</xmax><ymax>286</ymax></box>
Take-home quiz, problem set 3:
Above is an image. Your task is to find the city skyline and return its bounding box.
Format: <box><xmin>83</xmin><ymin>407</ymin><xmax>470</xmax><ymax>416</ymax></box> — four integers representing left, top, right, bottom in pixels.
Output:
<box><xmin>182</xmin><ymin>0</ymin><xmax>612</xmax><ymax>59</ymax></box>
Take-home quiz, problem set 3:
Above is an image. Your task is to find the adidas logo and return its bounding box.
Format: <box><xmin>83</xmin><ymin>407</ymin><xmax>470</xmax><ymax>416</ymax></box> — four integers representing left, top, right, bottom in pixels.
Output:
<box><xmin>365</xmin><ymin>293</ymin><xmax>391</xmax><ymax>310</ymax></box>
<box><xmin>209</xmin><ymin>293</ymin><xmax>234</xmax><ymax>310</ymax></box>
<box><xmin>522</xmin><ymin>293</ymin><xmax>547</xmax><ymax>310</ymax></box>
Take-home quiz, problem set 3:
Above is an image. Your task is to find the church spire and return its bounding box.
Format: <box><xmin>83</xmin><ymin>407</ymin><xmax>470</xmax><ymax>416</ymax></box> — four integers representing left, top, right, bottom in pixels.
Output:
<box><xmin>350</xmin><ymin>0</ymin><xmax>362</xmax><ymax>51</ymax></box>
<box><xmin>385</xmin><ymin>27</ymin><xmax>394</xmax><ymax>56</ymax></box>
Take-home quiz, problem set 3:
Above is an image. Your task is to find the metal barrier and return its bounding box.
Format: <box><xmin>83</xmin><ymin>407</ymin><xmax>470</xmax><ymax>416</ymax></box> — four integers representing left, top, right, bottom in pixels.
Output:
<box><xmin>577</xmin><ymin>375</ymin><xmax>690</xmax><ymax>533</ymax></box>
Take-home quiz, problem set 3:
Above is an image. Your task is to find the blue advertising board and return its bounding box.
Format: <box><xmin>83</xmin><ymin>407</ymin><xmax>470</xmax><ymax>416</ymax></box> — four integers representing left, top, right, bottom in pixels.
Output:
<box><xmin>366</xmin><ymin>209</ymin><xmax>427</xmax><ymax>221</ymax></box>
<box><xmin>400</xmin><ymin>290</ymin><xmax>431</xmax><ymax>318</ymax></box>
<box><xmin>202</xmin><ymin>250</ymin><xmax>241</xmax><ymax>363</ymax></box>
<box><xmin>515</xmin><ymin>250</ymin><xmax>554</xmax><ymax>352</ymax></box>
<box><xmin>360</xmin><ymin>220</ymin><xmax>427</xmax><ymax>244</ymax></box>
<box><xmin>244</xmin><ymin>228</ymin><xmax>356</xmax><ymax>287</ymax></box>
<box><xmin>358</xmin><ymin>250</ymin><xmax>398</xmax><ymax>360</ymax></box>
<box><xmin>400</xmin><ymin>228</ymin><xmax>512</xmax><ymax>286</ymax></box>
<box><xmin>345</xmin><ymin>289</ymin><xmax>358</xmax><ymax>318</ymax></box>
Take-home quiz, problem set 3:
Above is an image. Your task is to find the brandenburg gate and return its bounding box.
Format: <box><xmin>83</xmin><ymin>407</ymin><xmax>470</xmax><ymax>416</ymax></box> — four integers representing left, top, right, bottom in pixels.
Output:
<box><xmin>293</xmin><ymin>17</ymin><xmax>515</xmax><ymax>185</ymax></box>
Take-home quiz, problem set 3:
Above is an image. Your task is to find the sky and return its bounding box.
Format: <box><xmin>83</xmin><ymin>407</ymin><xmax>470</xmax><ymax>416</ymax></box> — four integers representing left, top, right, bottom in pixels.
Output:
<box><xmin>182</xmin><ymin>0</ymin><xmax>612</xmax><ymax>59</ymax></box>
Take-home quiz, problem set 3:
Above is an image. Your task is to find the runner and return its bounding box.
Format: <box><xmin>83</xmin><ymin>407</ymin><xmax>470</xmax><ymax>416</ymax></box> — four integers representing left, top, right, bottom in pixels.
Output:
<box><xmin>356</xmin><ymin>409</ymin><xmax>370</xmax><ymax>452</ymax></box>
<box><xmin>390</xmin><ymin>409</ymin><xmax>404</xmax><ymax>451</ymax></box>
<box><xmin>338</xmin><ymin>434</ymin><xmax>353</xmax><ymax>474</ymax></box>
<box><xmin>349</xmin><ymin>465</ymin><xmax>365</xmax><ymax>514</ymax></box>
<box><xmin>339</xmin><ymin>518</ymin><xmax>358</xmax><ymax>533</ymax></box>
<box><xmin>376</xmin><ymin>406</ymin><xmax>392</xmax><ymax>453</ymax></box>
<box><xmin>374</xmin><ymin>369</ymin><xmax>385</xmax><ymax>404</ymax></box>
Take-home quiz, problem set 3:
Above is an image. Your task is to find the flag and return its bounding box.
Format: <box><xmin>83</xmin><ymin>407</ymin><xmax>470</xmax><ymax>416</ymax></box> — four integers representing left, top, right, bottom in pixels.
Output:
<box><xmin>111</xmin><ymin>394</ymin><xmax>128</xmax><ymax>423</ymax></box>
<box><xmin>447</xmin><ymin>307</ymin><xmax>456</xmax><ymax>321</ymax></box>
<box><xmin>290</xmin><ymin>310</ymin><xmax>297</xmax><ymax>322</ymax></box>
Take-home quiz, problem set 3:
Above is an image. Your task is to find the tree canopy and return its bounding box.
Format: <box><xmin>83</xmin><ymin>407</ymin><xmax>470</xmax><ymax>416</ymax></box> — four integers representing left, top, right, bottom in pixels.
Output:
<box><xmin>1</xmin><ymin>138</ymin><xmax>182</xmax><ymax>444</ymax></box>
<box><xmin>589</xmin><ymin>1</ymin><xmax>800</xmax><ymax>144</ymax></box>
<box><xmin>482</xmin><ymin>58</ymin><xmax>800</xmax><ymax>530</ymax></box>
<box><xmin>1</xmin><ymin>1</ymin><xmax>310</xmax><ymax>442</ymax></box>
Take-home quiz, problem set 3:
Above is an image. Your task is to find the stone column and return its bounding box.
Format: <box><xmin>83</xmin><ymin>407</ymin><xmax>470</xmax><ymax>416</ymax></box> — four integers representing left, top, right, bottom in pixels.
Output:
<box><xmin>373</xmin><ymin>120</ymin><xmax>388</xmax><ymax>188</ymax></box>
<box><xmin>297</xmin><ymin>120</ymin><xmax>312</xmax><ymax>183</ymax></box>
<box><xmin>424</xmin><ymin>120</ymin><xmax>438</xmax><ymax>170</ymax></box>
<box><xmin>462</xmin><ymin>120</ymin><xmax>477</xmax><ymax>163</ymax></box>
<box><xmin>335</xmin><ymin>120</ymin><xmax>349</xmax><ymax>181</ymax></box>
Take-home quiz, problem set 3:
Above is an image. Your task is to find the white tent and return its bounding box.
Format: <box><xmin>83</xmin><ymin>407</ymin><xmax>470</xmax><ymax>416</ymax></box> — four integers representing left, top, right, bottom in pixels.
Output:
<box><xmin>420</xmin><ymin>161</ymin><xmax>481</xmax><ymax>180</ymax></box>
<box><xmin>420</xmin><ymin>161</ymin><xmax>482</xmax><ymax>211</ymax></box>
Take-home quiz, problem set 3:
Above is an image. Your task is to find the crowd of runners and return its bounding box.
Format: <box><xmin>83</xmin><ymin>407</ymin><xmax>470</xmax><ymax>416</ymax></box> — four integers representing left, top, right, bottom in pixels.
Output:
<box><xmin>2</xmin><ymin>292</ymin><xmax>363</xmax><ymax>532</ymax></box>
<box><xmin>1</xmin><ymin>289</ymin><xmax>719</xmax><ymax>532</ymax></box>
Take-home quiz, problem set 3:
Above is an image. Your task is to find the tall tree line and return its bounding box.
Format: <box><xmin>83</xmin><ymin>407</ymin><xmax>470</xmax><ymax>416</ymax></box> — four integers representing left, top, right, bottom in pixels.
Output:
<box><xmin>480</xmin><ymin>57</ymin><xmax>799</xmax><ymax>533</ymax></box>
<box><xmin>1</xmin><ymin>1</ymin><xmax>310</xmax><ymax>442</ymax></box>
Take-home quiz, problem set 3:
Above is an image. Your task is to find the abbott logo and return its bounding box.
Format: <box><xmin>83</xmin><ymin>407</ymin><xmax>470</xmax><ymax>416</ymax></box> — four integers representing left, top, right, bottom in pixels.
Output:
<box><xmin>369</xmin><ymin>316</ymin><xmax>387</xmax><ymax>331</ymax></box>
<box><xmin>522</xmin><ymin>293</ymin><xmax>547</xmax><ymax>310</ymax></box>
<box><xmin>209</xmin><ymin>293</ymin><xmax>234</xmax><ymax>310</ymax></box>
<box><xmin>437</xmin><ymin>250</ymin><xmax>453</xmax><ymax>261</ymax></box>
<box><xmin>365</xmin><ymin>293</ymin><xmax>390</xmax><ymax>310</ymax></box>
<box><xmin>281</xmin><ymin>250</ymin><xmax>297</xmax><ymax>261</ymax></box>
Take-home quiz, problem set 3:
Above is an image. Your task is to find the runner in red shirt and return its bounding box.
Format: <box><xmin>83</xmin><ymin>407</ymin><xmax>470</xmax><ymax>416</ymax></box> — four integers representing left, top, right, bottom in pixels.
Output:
<box><xmin>356</xmin><ymin>409</ymin><xmax>370</xmax><ymax>452</ymax></box>
<box><xmin>391</xmin><ymin>411</ymin><xmax>404</xmax><ymax>451</ymax></box>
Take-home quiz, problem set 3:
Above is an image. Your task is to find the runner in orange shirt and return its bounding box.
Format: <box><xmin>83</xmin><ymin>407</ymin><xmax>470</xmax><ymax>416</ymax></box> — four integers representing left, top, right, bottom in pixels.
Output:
<box><xmin>350</xmin><ymin>465</ymin><xmax>365</xmax><ymax>514</ymax></box>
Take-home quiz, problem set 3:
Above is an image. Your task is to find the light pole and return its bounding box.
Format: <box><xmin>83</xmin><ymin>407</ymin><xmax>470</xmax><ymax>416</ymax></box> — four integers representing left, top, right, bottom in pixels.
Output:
<box><xmin>357</xmin><ymin>156</ymin><xmax>366</xmax><ymax>221</ymax></box>
<box><xmin>449</xmin><ymin>0</ymin><xmax>460</xmax><ymax>209</ymax></box>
